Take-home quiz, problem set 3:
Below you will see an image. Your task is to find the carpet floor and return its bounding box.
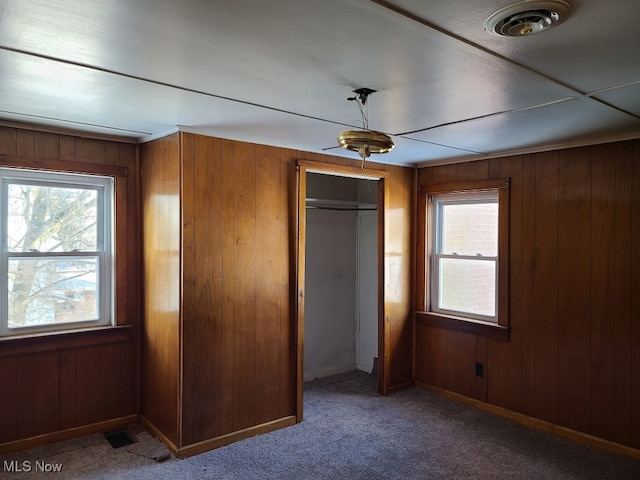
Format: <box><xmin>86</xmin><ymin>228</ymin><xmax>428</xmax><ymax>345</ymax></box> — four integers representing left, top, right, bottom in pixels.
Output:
<box><xmin>1</xmin><ymin>371</ymin><xmax>639</xmax><ymax>479</ymax></box>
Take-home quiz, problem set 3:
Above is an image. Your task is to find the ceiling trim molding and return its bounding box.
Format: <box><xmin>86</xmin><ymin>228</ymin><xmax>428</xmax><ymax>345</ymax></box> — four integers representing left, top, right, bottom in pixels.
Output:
<box><xmin>138</xmin><ymin>127</ymin><xmax>180</xmax><ymax>144</ymax></box>
<box><xmin>0</xmin><ymin>119</ymin><xmax>138</xmax><ymax>144</ymax></box>
<box><xmin>416</xmin><ymin>130</ymin><xmax>640</xmax><ymax>168</ymax></box>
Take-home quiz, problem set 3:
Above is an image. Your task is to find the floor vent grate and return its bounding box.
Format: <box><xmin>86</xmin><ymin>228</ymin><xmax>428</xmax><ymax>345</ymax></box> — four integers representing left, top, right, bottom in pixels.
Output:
<box><xmin>104</xmin><ymin>430</ymin><xmax>135</xmax><ymax>449</ymax></box>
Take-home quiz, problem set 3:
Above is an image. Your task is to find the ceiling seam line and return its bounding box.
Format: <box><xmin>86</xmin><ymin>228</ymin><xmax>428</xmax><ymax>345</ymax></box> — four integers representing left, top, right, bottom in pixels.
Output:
<box><xmin>586</xmin><ymin>80</ymin><xmax>640</xmax><ymax>95</ymax></box>
<box><xmin>0</xmin><ymin>45</ymin><xmax>355</xmax><ymax>130</ymax></box>
<box><xmin>368</xmin><ymin>0</ymin><xmax>640</xmax><ymax>122</ymax></box>
<box><xmin>397</xmin><ymin>138</ymin><xmax>486</xmax><ymax>155</ymax></box>
<box><xmin>393</xmin><ymin>98</ymin><xmax>575</xmax><ymax>136</ymax></box>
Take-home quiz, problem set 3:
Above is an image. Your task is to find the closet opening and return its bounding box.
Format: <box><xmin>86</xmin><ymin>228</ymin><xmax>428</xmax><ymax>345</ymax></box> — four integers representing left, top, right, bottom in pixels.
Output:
<box><xmin>295</xmin><ymin>160</ymin><xmax>389</xmax><ymax>422</ymax></box>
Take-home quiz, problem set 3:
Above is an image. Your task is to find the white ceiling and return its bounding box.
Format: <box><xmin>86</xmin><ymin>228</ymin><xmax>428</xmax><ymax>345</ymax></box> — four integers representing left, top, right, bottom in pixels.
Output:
<box><xmin>1</xmin><ymin>0</ymin><xmax>639</xmax><ymax>166</ymax></box>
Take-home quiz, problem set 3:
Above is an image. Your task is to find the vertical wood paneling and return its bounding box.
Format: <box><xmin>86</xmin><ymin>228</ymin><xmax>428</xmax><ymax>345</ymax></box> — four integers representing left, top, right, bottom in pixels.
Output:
<box><xmin>255</xmin><ymin>144</ymin><xmax>285</xmax><ymax>424</ymax></box>
<box><xmin>414</xmin><ymin>324</ymin><xmax>430</xmax><ymax>383</ymax></box>
<box><xmin>454</xmin><ymin>333</ymin><xmax>476</xmax><ymax>398</ymax></box>
<box><xmin>445</xmin><ymin>331</ymin><xmax>457</xmax><ymax>391</ymax></box>
<box><xmin>477</xmin><ymin>159</ymin><xmax>490</xmax><ymax>179</ymax></box>
<box><xmin>557</xmin><ymin>149</ymin><xmax>591</xmax><ymax>432</ymax></box>
<box><xmin>15</xmin><ymin>355</ymin><xmax>35</xmax><ymax>439</ymax></box>
<box><xmin>59</xmin><ymin>135</ymin><xmax>76</xmax><ymax>162</ymax></box>
<box><xmin>415</xmin><ymin>138</ymin><xmax>640</xmax><ymax>451</ymax></box>
<box><xmin>521</xmin><ymin>155</ymin><xmax>537</xmax><ymax>416</ymax></box>
<box><xmin>488</xmin><ymin>158</ymin><xmax>502</xmax><ymax>401</ymax></box>
<box><xmin>457</xmin><ymin>160</ymin><xmax>478</xmax><ymax>180</ymax></box>
<box><xmin>114</xmin><ymin>174</ymin><xmax>129</xmax><ymax>324</ymax></box>
<box><xmin>0</xmin><ymin>358</ymin><xmax>17</xmax><ymax>443</ymax></box>
<box><xmin>590</xmin><ymin>145</ymin><xmax>616</xmax><ymax>440</ymax></box>
<box><xmin>232</xmin><ymin>142</ymin><xmax>257</xmax><ymax>431</ymax></box>
<box><xmin>631</xmin><ymin>142</ymin><xmax>640</xmax><ymax>449</ymax></box>
<box><xmin>612</xmin><ymin>144</ymin><xmax>633</xmax><ymax>446</ymax></box>
<box><xmin>75</xmin><ymin>138</ymin><xmax>106</xmax><ymax>164</ymax></box>
<box><xmin>141</xmin><ymin>133</ymin><xmax>180</xmax><ymax>446</ymax></box>
<box><xmin>75</xmin><ymin>346</ymin><xmax>106</xmax><ymax>426</ymax></box>
<box><xmin>119</xmin><ymin>340</ymin><xmax>137</xmax><ymax>419</ymax></box>
<box><xmin>59</xmin><ymin>349</ymin><xmax>76</xmax><ymax>430</ymax></box>
<box><xmin>183</xmin><ymin>133</ymin><xmax>225</xmax><ymax>445</ymax></box>
<box><xmin>295</xmin><ymin>163</ymin><xmax>306</xmax><ymax>415</ymax></box>
<box><xmin>220</xmin><ymin>139</ymin><xmax>236</xmax><ymax>436</ymax></box>
<box><xmin>140</xmin><ymin>132</ymin><xmax>413</xmax><ymax>452</ymax></box>
<box><xmin>105</xmin><ymin>142</ymin><xmax>121</xmax><ymax>166</ymax></box>
<box><xmin>474</xmin><ymin>336</ymin><xmax>488</xmax><ymax>401</ymax></box>
<box><xmin>532</xmin><ymin>152</ymin><xmax>559</xmax><ymax>424</ymax></box>
<box><xmin>33</xmin><ymin>351</ymin><xmax>60</xmax><ymax>435</ymax></box>
<box><xmin>385</xmin><ymin>165</ymin><xmax>414</xmax><ymax>389</ymax></box>
<box><xmin>0</xmin><ymin>125</ymin><xmax>140</xmax><ymax>449</ymax></box>
<box><xmin>104</xmin><ymin>344</ymin><xmax>122</xmax><ymax>420</ymax></box>
<box><xmin>281</xmin><ymin>155</ymin><xmax>295</xmax><ymax>418</ymax></box>
<box><xmin>488</xmin><ymin>158</ymin><xmax>501</xmax><ymax>179</ymax></box>
<box><xmin>496</xmin><ymin>155</ymin><xmax>524</xmax><ymax>412</ymax></box>
<box><xmin>122</xmin><ymin>143</ymin><xmax>140</xmax><ymax>419</ymax></box>
<box><xmin>0</xmin><ymin>127</ymin><xmax>17</xmax><ymax>155</ymax></box>
<box><xmin>429</xmin><ymin>328</ymin><xmax>448</xmax><ymax>388</ymax></box>
<box><xmin>180</xmin><ymin>133</ymin><xmax>196</xmax><ymax>445</ymax></box>
<box><xmin>16</xmin><ymin>130</ymin><xmax>34</xmax><ymax>157</ymax></box>
<box><xmin>33</xmin><ymin>131</ymin><xmax>60</xmax><ymax>158</ymax></box>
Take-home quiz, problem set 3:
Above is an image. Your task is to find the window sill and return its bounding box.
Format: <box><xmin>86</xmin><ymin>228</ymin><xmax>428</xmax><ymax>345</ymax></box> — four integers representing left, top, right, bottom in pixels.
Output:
<box><xmin>416</xmin><ymin>311</ymin><xmax>509</xmax><ymax>341</ymax></box>
<box><xmin>0</xmin><ymin>325</ymin><xmax>133</xmax><ymax>358</ymax></box>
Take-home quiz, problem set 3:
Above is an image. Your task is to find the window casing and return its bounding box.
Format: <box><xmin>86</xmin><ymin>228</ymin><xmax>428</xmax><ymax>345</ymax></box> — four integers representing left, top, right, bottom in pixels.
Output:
<box><xmin>0</xmin><ymin>168</ymin><xmax>114</xmax><ymax>336</ymax></box>
<box><xmin>417</xmin><ymin>178</ymin><xmax>509</xmax><ymax>340</ymax></box>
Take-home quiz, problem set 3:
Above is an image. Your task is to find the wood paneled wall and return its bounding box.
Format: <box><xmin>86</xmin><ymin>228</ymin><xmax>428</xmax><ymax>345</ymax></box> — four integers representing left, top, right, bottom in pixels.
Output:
<box><xmin>384</xmin><ymin>163</ymin><xmax>415</xmax><ymax>391</ymax></box>
<box><xmin>0</xmin><ymin>126</ymin><xmax>140</xmax><ymax>450</ymax></box>
<box><xmin>140</xmin><ymin>132</ymin><xmax>414</xmax><ymax>452</ymax></box>
<box><xmin>415</xmin><ymin>140</ymin><xmax>640</xmax><ymax>449</ymax></box>
<box><xmin>180</xmin><ymin>135</ymin><xmax>295</xmax><ymax>445</ymax></box>
<box><xmin>140</xmin><ymin>134</ymin><xmax>181</xmax><ymax>446</ymax></box>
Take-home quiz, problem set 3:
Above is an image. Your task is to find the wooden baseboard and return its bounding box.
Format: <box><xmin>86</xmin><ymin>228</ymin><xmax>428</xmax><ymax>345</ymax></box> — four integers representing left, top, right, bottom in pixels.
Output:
<box><xmin>0</xmin><ymin>415</ymin><xmax>139</xmax><ymax>456</ymax></box>
<box><xmin>176</xmin><ymin>416</ymin><xmax>297</xmax><ymax>458</ymax></box>
<box><xmin>153</xmin><ymin>416</ymin><xmax>296</xmax><ymax>458</ymax></box>
<box><xmin>388</xmin><ymin>380</ymin><xmax>413</xmax><ymax>394</ymax></box>
<box><xmin>414</xmin><ymin>381</ymin><xmax>640</xmax><ymax>461</ymax></box>
<box><xmin>138</xmin><ymin>415</ymin><xmax>178</xmax><ymax>454</ymax></box>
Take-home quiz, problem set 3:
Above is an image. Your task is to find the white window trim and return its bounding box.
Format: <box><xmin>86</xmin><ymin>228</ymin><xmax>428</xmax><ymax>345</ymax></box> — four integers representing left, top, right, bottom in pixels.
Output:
<box><xmin>0</xmin><ymin>168</ymin><xmax>114</xmax><ymax>337</ymax></box>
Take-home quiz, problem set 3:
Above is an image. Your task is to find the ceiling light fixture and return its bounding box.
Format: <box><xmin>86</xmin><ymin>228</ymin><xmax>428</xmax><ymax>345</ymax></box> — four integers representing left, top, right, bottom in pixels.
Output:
<box><xmin>485</xmin><ymin>0</ymin><xmax>571</xmax><ymax>37</ymax></box>
<box><xmin>337</xmin><ymin>88</ymin><xmax>394</xmax><ymax>168</ymax></box>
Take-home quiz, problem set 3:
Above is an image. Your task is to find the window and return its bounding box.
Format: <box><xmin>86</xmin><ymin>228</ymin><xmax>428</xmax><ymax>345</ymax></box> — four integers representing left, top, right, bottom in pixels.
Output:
<box><xmin>1</xmin><ymin>168</ymin><xmax>114</xmax><ymax>336</ymax></box>
<box><xmin>417</xmin><ymin>179</ymin><xmax>509</xmax><ymax>339</ymax></box>
<box><xmin>432</xmin><ymin>191</ymin><xmax>499</xmax><ymax>321</ymax></box>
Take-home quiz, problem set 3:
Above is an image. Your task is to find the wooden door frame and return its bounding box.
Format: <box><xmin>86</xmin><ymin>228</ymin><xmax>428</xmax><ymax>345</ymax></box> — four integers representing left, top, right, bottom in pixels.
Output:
<box><xmin>295</xmin><ymin>159</ymin><xmax>389</xmax><ymax>422</ymax></box>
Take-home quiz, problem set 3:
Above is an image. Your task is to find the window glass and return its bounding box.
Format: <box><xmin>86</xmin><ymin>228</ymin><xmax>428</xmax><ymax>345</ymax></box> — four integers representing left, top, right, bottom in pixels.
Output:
<box><xmin>438</xmin><ymin>257</ymin><xmax>496</xmax><ymax>317</ymax></box>
<box><xmin>7</xmin><ymin>183</ymin><xmax>98</xmax><ymax>252</ymax></box>
<box><xmin>8</xmin><ymin>257</ymin><xmax>99</xmax><ymax>328</ymax></box>
<box><xmin>439</xmin><ymin>202</ymin><xmax>498</xmax><ymax>256</ymax></box>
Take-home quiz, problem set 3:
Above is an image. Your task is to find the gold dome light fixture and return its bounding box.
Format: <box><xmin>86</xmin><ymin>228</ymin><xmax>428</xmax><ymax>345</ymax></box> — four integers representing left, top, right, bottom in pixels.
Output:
<box><xmin>337</xmin><ymin>88</ymin><xmax>394</xmax><ymax>168</ymax></box>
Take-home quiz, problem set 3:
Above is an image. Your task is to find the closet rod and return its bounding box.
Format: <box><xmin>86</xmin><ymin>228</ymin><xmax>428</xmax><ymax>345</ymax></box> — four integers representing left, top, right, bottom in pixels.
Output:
<box><xmin>306</xmin><ymin>205</ymin><xmax>377</xmax><ymax>211</ymax></box>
